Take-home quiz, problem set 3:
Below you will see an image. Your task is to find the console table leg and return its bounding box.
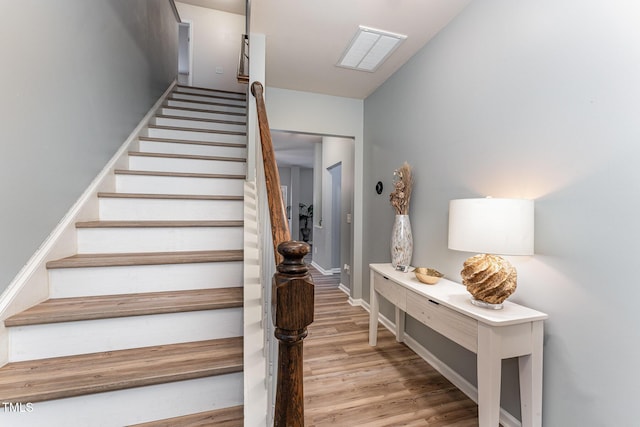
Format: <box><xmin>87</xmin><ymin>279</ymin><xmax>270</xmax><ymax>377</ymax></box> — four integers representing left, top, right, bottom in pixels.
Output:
<box><xmin>519</xmin><ymin>321</ymin><xmax>544</xmax><ymax>427</ymax></box>
<box><xmin>395</xmin><ymin>308</ymin><xmax>405</xmax><ymax>342</ymax></box>
<box><xmin>478</xmin><ymin>323</ymin><xmax>502</xmax><ymax>427</ymax></box>
<box><xmin>368</xmin><ymin>271</ymin><xmax>379</xmax><ymax>346</ymax></box>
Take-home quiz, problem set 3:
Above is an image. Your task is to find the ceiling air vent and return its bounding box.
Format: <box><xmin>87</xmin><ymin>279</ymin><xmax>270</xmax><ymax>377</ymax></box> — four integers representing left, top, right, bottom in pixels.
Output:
<box><xmin>337</xmin><ymin>25</ymin><xmax>407</xmax><ymax>72</ymax></box>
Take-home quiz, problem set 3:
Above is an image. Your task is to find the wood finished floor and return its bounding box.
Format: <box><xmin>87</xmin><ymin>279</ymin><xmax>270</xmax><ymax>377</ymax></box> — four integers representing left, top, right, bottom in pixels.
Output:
<box><xmin>304</xmin><ymin>264</ymin><xmax>480</xmax><ymax>426</ymax></box>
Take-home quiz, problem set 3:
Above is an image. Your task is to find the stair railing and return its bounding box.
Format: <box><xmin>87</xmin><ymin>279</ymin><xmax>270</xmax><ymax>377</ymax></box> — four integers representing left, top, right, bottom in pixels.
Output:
<box><xmin>251</xmin><ymin>81</ymin><xmax>314</xmax><ymax>427</ymax></box>
<box><xmin>237</xmin><ymin>35</ymin><xmax>249</xmax><ymax>84</ymax></box>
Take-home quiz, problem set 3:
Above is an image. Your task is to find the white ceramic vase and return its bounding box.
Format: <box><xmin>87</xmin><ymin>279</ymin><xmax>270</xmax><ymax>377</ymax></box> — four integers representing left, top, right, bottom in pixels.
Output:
<box><xmin>391</xmin><ymin>214</ymin><xmax>413</xmax><ymax>267</ymax></box>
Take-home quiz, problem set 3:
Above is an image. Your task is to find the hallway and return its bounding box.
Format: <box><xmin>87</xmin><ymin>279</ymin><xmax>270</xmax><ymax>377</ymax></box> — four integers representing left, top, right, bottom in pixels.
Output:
<box><xmin>304</xmin><ymin>266</ymin><xmax>480</xmax><ymax>426</ymax></box>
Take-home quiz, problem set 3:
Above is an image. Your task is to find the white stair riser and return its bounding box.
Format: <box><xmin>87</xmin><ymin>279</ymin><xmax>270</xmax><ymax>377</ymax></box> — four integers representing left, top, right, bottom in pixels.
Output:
<box><xmin>116</xmin><ymin>174</ymin><xmax>244</xmax><ymax>196</ymax></box>
<box><xmin>145</xmin><ymin>127</ymin><xmax>245</xmax><ymax>144</ymax></box>
<box><xmin>178</xmin><ymin>86</ymin><xmax>246</xmax><ymax>99</ymax></box>
<box><xmin>160</xmin><ymin>107</ymin><xmax>245</xmax><ymax>121</ymax></box>
<box><xmin>99</xmin><ymin>198</ymin><xmax>243</xmax><ymax>221</ymax></box>
<box><xmin>138</xmin><ymin>139</ymin><xmax>246</xmax><ymax>158</ymax></box>
<box><xmin>49</xmin><ymin>262</ymin><xmax>243</xmax><ymax>298</ymax></box>
<box><xmin>153</xmin><ymin>117</ymin><xmax>246</xmax><ymax>133</ymax></box>
<box><xmin>0</xmin><ymin>373</ymin><xmax>242</xmax><ymax>427</ymax></box>
<box><xmin>171</xmin><ymin>93</ymin><xmax>246</xmax><ymax>107</ymax></box>
<box><xmin>76</xmin><ymin>226</ymin><xmax>243</xmax><ymax>253</ymax></box>
<box><xmin>9</xmin><ymin>308</ymin><xmax>242</xmax><ymax>361</ymax></box>
<box><xmin>166</xmin><ymin>99</ymin><xmax>245</xmax><ymax>114</ymax></box>
<box><xmin>128</xmin><ymin>155</ymin><xmax>246</xmax><ymax>175</ymax></box>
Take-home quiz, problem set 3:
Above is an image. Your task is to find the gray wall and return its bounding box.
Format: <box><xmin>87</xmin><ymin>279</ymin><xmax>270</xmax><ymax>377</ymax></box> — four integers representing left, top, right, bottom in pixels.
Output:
<box><xmin>175</xmin><ymin>2</ymin><xmax>246</xmax><ymax>92</ymax></box>
<box><xmin>363</xmin><ymin>1</ymin><xmax>640</xmax><ymax>425</ymax></box>
<box><xmin>0</xmin><ymin>0</ymin><xmax>178</xmax><ymax>293</ymax></box>
<box><xmin>277</xmin><ymin>166</ymin><xmax>313</xmax><ymax>241</ymax></box>
<box><xmin>313</xmin><ymin>137</ymin><xmax>354</xmax><ymax>284</ymax></box>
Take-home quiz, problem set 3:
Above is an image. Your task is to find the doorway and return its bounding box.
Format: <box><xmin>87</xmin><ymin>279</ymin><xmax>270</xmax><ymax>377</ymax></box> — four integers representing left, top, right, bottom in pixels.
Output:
<box><xmin>328</xmin><ymin>163</ymin><xmax>342</xmax><ymax>270</ymax></box>
<box><xmin>178</xmin><ymin>22</ymin><xmax>192</xmax><ymax>85</ymax></box>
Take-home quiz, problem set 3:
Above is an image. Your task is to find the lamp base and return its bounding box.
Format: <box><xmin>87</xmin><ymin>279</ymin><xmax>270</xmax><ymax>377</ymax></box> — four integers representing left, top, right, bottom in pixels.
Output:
<box><xmin>461</xmin><ymin>254</ymin><xmax>517</xmax><ymax>307</ymax></box>
<box><xmin>470</xmin><ymin>298</ymin><xmax>503</xmax><ymax>310</ymax></box>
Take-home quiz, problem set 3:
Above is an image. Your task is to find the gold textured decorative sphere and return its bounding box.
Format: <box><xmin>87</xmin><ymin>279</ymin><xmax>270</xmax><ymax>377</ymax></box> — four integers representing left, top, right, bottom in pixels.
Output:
<box><xmin>460</xmin><ymin>254</ymin><xmax>517</xmax><ymax>305</ymax></box>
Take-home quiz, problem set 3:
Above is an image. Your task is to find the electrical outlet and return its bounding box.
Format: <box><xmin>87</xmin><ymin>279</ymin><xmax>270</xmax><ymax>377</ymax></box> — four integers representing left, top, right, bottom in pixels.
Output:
<box><xmin>215</xmin><ymin>66</ymin><xmax>223</xmax><ymax>74</ymax></box>
<box><xmin>346</xmin><ymin>213</ymin><xmax>352</xmax><ymax>223</ymax></box>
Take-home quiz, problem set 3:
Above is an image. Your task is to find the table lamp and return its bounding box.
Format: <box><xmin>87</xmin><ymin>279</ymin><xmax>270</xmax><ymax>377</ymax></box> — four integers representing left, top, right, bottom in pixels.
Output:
<box><xmin>448</xmin><ymin>197</ymin><xmax>534</xmax><ymax>309</ymax></box>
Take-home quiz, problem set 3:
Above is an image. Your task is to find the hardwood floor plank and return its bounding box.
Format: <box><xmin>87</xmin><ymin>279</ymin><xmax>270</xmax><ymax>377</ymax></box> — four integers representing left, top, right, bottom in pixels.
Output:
<box><xmin>176</xmin><ymin>84</ymin><xmax>246</xmax><ymax>97</ymax></box>
<box><xmin>138</xmin><ymin>136</ymin><xmax>247</xmax><ymax>148</ymax></box>
<box><xmin>0</xmin><ymin>338</ymin><xmax>242</xmax><ymax>403</ymax></box>
<box><xmin>75</xmin><ymin>220</ymin><xmax>244</xmax><ymax>228</ymax></box>
<box><xmin>128</xmin><ymin>151</ymin><xmax>246</xmax><ymax>162</ymax></box>
<box><xmin>97</xmin><ymin>192</ymin><xmax>243</xmax><ymax>201</ymax></box>
<box><xmin>304</xmin><ymin>264</ymin><xmax>481</xmax><ymax>426</ymax></box>
<box><xmin>156</xmin><ymin>114</ymin><xmax>246</xmax><ymax>126</ymax></box>
<box><xmin>161</xmin><ymin>104</ymin><xmax>246</xmax><ymax>117</ymax></box>
<box><xmin>5</xmin><ymin>288</ymin><xmax>243</xmax><ymax>326</ymax></box>
<box><xmin>114</xmin><ymin>169</ymin><xmax>246</xmax><ymax>179</ymax></box>
<box><xmin>128</xmin><ymin>405</ymin><xmax>244</xmax><ymax>427</ymax></box>
<box><xmin>46</xmin><ymin>249</ymin><xmax>243</xmax><ymax>269</ymax></box>
<box><xmin>147</xmin><ymin>124</ymin><xmax>245</xmax><ymax>136</ymax></box>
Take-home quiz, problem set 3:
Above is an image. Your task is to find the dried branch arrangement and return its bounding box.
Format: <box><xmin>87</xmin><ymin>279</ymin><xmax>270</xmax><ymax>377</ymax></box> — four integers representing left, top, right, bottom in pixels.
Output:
<box><xmin>389</xmin><ymin>162</ymin><xmax>413</xmax><ymax>215</ymax></box>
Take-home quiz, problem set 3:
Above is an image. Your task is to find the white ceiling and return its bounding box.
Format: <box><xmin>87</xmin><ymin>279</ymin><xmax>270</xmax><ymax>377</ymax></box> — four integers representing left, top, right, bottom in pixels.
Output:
<box><xmin>250</xmin><ymin>1</ymin><xmax>471</xmax><ymax>165</ymax></box>
<box><xmin>179</xmin><ymin>0</ymin><xmax>472</xmax><ymax>164</ymax></box>
<box><xmin>251</xmin><ymin>0</ymin><xmax>472</xmax><ymax>99</ymax></box>
<box><xmin>271</xmin><ymin>131</ymin><xmax>320</xmax><ymax>169</ymax></box>
<box><xmin>177</xmin><ymin>0</ymin><xmax>244</xmax><ymax>16</ymax></box>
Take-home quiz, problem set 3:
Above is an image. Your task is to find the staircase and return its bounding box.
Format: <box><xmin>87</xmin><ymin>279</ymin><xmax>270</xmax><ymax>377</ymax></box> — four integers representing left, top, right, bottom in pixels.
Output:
<box><xmin>0</xmin><ymin>85</ymin><xmax>248</xmax><ymax>426</ymax></box>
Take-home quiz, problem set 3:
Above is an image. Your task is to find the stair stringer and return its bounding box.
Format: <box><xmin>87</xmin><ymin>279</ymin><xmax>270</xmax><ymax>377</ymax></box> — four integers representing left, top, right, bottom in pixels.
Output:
<box><xmin>243</xmin><ymin>180</ymin><xmax>269</xmax><ymax>426</ymax></box>
<box><xmin>0</xmin><ymin>81</ymin><xmax>178</xmax><ymax>367</ymax></box>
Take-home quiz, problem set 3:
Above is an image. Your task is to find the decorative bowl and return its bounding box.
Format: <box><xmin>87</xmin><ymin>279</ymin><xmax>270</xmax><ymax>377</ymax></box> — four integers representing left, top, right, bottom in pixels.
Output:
<box><xmin>413</xmin><ymin>267</ymin><xmax>444</xmax><ymax>285</ymax></box>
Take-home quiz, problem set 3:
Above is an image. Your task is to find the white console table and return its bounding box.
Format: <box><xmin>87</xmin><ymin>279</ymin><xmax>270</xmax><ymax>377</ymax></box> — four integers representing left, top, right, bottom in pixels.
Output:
<box><xmin>368</xmin><ymin>263</ymin><xmax>548</xmax><ymax>427</ymax></box>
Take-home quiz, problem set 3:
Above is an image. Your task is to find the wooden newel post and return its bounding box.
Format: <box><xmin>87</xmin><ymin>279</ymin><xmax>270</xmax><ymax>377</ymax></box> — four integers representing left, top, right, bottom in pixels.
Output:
<box><xmin>273</xmin><ymin>241</ymin><xmax>314</xmax><ymax>427</ymax></box>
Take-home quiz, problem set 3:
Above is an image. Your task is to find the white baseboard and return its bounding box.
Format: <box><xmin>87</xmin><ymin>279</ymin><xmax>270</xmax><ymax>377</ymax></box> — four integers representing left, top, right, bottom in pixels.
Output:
<box><xmin>348</xmin><ymin>297</ymin><xmax>366</xmax><ymax>308</ymax></box>
<box><xmin>0</xmin><ymin>80</ymin><xmax>177</xmax><ymax>367</ymax></box>
<box><xmin>310</xmin><ymin>261</ymin><xmax>337</xmax><ymax>276</ymax></box>
<box><xmin>362</xmin><ymin>304</ymin><xmax>521</xmax><ymax>427</ymax></box>
<box><xmin>337</xmin><ymin>283</ymin><xmax>349</xmax><ymax>296</ymax></box>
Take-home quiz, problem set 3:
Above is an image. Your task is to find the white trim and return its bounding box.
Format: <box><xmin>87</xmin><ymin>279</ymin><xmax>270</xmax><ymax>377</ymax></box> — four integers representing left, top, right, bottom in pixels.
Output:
<box><xmin>310</xmin><ymin>261</ymin><xmax>336</xmax><ymax>276</ymax></box>
<box><xmin>183</xmin><ymin>19</ymin><xmax>194</xmax><ymax>87</ymax></box>
<box><xmin>361</xmin><ymin>303</ymin><xmax>521</xmax><ymax>427</ymax></box>
<box><xmin>337</xmin><ymin>283</ymin><xmax>349</xmax><ymax>295</ymax></box>
<box><xmin>243</xmin><ymin>180</ymin><xmax>268</xmax><ymax>427</ymax></box>
<box><xmin>0</xmin><ymin>81</ymin><xmax>177</xmax><ymax>366</ymax></box>
<box><xmin>348</xmin><ymin>297</ymin><xmax>366</xmax><ymax>308</ymax></box>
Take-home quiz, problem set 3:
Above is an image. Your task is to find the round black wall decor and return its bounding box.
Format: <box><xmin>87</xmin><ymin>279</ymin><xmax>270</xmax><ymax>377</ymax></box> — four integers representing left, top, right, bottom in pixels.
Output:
<box><xmin>375</xmin><ymin>181</ymin><xmax>383</xmax><ymax>195</ymax></box>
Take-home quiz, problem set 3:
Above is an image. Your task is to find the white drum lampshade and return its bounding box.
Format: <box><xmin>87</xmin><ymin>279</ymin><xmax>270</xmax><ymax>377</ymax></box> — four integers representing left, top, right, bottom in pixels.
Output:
<box><xmin>448</xmin><ymin>198</ymin><xmax>534</xmax><ymax>308</ymax></box>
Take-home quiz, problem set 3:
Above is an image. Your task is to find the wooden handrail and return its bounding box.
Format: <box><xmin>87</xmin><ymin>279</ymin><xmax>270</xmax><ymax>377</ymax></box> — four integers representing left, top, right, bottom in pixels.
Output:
<box><xmin>237</xmin><ymin>34</ymin><xmax>249</xmax><ymax>84</ymax></box>
<box><xmin>251</xmin><ymin>81</ymin><xmax>290</xmax><ymax>262</ymax></box>
<box><xmin>251</xmin><ymin>81</ymin><xmax>314</xmax><ymax>427</ymax></box>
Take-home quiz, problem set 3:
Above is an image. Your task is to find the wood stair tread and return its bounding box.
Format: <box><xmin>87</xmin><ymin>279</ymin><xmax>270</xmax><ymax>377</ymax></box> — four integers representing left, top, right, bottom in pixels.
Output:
<box><xmin>5</xmin><ymin>288</ymin><xmax>243</xmax><ymax>326</ymax></box>
<box><xmin>76</xmin><ymin>220</ymin><xmax>244</xmax><ymax>228</ymax></box>
<box><xmin>147</xmin><ymin>124</ymin><xmax>246</xmax><ymax>136</ymax></box>
<box><xmin>97</xmin><ymin>192</ymin><xmax>244</xmax><ymax>201</ymax></box>
<box><xmin>172</xmin><ymin>90</ymin><xmax>246</xmax><ymax>103</ymax></box>
<box><xmin>176</xmin><ymin>84</ymin><xmax>246</xmax><ymax>97</ymax></box>
<box><xmin>114</xmin><ymin>169</ymin><xmax>246</xmax><ymax>179</ymax></box>
<box><xmin>0</xmin><ymin>337</ymin><xmax>243</xmax><ymax>403</ymax></box>
<box><xmin>162</xmin><ymin>103</ymin><xmax>247</xmax><ymax>118</ymax></box>
<box><xmin>161</xmin><ymin>104</ymin><xmax>246</xmax><ymax>117</ymax></box>
<box><xmin>129</xmin><ymin>405</ymin><xmax>243</xmax><ymax>427</ymax></box>
<box><xmin>166</xmin><ymin>97</ymin><xmax>246</xmax><ymax>109</ymax></box>
<box><xmin>128</xmin><ymin>151</ymin><xmax>246</xmax><ymax>162</ymax></box>
<box><xmin>46</xmin><ymin>249</ymin><xmax>244</xmax><ymax>269</ymax></box>
<box><xmin>155</xmin><ymin>114</ymin><xmax>245</xmax><ymax>126</ymax></box>
<box><xmin>138</xmin><ymin>136</ymin><xmax>246</xmax><ymax>148</ymax></box>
